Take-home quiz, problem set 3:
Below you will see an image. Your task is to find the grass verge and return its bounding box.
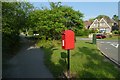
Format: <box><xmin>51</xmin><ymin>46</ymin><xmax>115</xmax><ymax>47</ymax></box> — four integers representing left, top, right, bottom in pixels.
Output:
<box><xmin>104</xmin><ymin>35</ymin><xmax>119</xmax><ymax>40</ymax></box>
<box><xmin>37</xmin><ymin>39</ymin><xmax>120</xmax><ymax>78</ymax></box>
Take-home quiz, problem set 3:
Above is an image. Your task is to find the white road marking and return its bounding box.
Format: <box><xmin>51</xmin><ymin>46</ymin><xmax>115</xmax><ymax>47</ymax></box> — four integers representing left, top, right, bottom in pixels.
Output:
<box><xmin>99</xmin><ymin>41</ymin><xmax>119</xmax><ymax>48</ymax></box>
<box><xmin>110</xmin><ymin>43</ymin><xmax>119</xmax><ymax>48</ymax></box>
<box><xmin>100</xmin><ymin>42</ymin><xmax>105</xmax><ymax>43</ymax></box>
<box><xmin>100</xmin><ymin>41</ymin><xmax>111</xmax><ymax>44</ymax></box>
<box><xmin>106</xmin><ymin>42</ymin><xmax>111</xmax><ymax>43</ymax></box>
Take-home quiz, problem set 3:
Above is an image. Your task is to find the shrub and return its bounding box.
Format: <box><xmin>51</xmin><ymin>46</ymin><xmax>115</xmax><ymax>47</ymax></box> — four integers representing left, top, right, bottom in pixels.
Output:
<box><xmin>28</xmin><ymin>31</ymin><xmax>33</xmax><ymax>35</ymax></box>
<box><xmin>75</xmin><ymin>29</ymin><xmax>91</xmax><ymax>36</ymax></box>
<box><xmin>75</xmin><ymin>29</ymin><xmax>84</xmax><ymax>36</ymax></box>
<box><xmin>112</xmin><ymin>30</ymin><xmax>119</xmax><ymax>34</ymax></box>
<box><xmin>89</xmin><ymin>29</ymin><xmax>96</xmax><ymax>34</ymax></box>
<box><xmin>83</xmin><ymin>29</ymin><xmax>90</xmax><ymax>36</ymax></box>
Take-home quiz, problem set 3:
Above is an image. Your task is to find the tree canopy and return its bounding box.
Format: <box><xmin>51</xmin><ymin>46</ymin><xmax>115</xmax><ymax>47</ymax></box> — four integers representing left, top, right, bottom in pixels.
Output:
<box><xmin>2</xmin><ymin>2</ymin><xmax>34</xmax><ymax>35</ymax></box>
<box><xmin>27</xmin><ymin>2</ymin><xmax>84</xmax><ymax>40</ymax></box>
<box><xmin>2</xmin><ymin>2</ymin><xmax>34</xmax><ymax>54</ymax></box>
<box><xmin>112</xmin><ymin>15</ymin><xmax>118</xmax><ymax>22</ymax></box>
<box><xmin>95</xmin><ymin>15</ymin><xmax>110</xmax><ymax>20</ymax></box>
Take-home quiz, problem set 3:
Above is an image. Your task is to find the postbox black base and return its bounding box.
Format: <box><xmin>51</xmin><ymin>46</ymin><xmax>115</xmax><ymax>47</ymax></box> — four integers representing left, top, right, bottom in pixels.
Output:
<box><xmin>67</xmin><ymin>49</ymin><xmax>70</xmax><ymax>78</ymax></box>
<box><xmin>62</xmin><ymin>71</ymin><xmax>76</xmax><ymax>79</ymax></box>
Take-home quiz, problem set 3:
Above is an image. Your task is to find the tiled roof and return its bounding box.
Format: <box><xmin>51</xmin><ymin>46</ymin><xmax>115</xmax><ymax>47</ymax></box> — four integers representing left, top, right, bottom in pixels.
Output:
<box><xmin>84</xmin><ymin>21</ymin><xmax>92</xmax><ymax>26</ymax></box>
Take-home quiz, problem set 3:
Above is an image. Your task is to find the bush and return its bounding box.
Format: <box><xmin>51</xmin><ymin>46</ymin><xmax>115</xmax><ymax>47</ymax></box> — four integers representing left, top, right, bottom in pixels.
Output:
<box><xmin>75</xmin><ymin>29</ymin><xmax>83</xmax><ymax>36</ymax></box>
<box><xmin>108</xmin><ymin>35</ymin><xmax>112</xmax><ymax>38</ymax></box>
<box><xmin>89</xmin><ymin>29</ymin><xmax>96</xmax><ymax>34</ymax></box>
<box><xmin>83</xmin><ymin>29</ymin><xmax>90</xmax><ymax>36</ymax></box>
<box><xmin>28</xmin><ymin>31</ymin><xmax>33</xmax><ymax>35</ymax></box>
<box><xmin>36</xmin><ymin>40</ymin><xmax>59</xmax><ymax>49</ymax></box>
<box><xmin>112</xmin><ymin>30</ymin><xmax>119</xmax><ymax>34</ymax></box>
<box><xmin>75</xmin><ymin>29</ymin><xmax>91</xmax><ymax>36</ymax></box>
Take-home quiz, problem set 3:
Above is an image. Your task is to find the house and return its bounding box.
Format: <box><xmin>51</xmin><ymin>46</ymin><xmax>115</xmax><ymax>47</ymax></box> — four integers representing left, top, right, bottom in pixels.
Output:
<box><xmin>84</xmin><ymin>20</ymin><xmax>92</xmax><ymax>29</ymax></box>
<box><xmin>87</xmin><ymin>18</ymin><xmax>117</xmax><ymax>33</ymax></box>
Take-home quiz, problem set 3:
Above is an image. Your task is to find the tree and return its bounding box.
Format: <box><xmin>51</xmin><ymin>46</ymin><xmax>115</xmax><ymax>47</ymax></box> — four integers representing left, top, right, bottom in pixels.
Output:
<box><xmin>95</xmin><ymin>15</ymin><xmax>110</xmax><ymax>20</ymax></box>
<box><xmin>2</xmin><ymin>2</ymin><xmax>34</xmax><ymax>54</ymax></box>
<box><xmin>28</xmin><ymin>2</ymin><xmax>84</xmax><ymax>40</ymax></box>
<box><xmin>89</xmin><ymin>18</ymin><xmax>95</xmax><ymax>22</ymax></box>
<box><xmin>112</xmin><ymin>15</ymin><xmax>118</xmax><ymax>22</ymax></box>
<box><xmin>2</xmin><ymin>2</ymin><xmax>34</xmax><ymax>34</ymax></box>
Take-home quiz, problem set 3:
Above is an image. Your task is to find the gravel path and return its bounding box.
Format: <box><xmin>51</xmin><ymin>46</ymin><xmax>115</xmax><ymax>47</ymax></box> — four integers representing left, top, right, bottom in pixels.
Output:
<box><xmin>3</xmin><ymin>35</ymin><xmax>53</xmax><ymax>78</ymax></box>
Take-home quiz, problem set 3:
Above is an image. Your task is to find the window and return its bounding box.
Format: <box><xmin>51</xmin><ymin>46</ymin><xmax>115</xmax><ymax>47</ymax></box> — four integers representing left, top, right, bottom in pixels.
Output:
<box><xmin>100</xmin><ymin>23</ymin><xmax>105</xmax><ymax>26</ymax></box>
<box><xmin>94</xmin><ymin>23</ymin><xmax>98</xmax><ymax>26</ymax></box>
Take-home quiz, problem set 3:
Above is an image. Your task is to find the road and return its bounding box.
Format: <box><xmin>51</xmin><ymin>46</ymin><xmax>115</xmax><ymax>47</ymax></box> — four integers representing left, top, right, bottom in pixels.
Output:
<box><xmin>97</xmin><ymin>40</ymin><xmax>119</xmax><ymax>65</ymax></box>
<box><xmin>2</xmin><ymin>34</ymin><xmax>53</xmax><ymax>78</ymax></box>
<box><xmin>79</xmin><ymin>37</ymin><xmax>119</xmax><ymax>66</ymax></box>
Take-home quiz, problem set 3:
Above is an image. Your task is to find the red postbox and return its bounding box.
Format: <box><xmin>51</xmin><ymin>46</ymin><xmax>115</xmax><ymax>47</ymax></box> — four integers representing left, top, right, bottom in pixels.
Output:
<box><xmin>62</xmin><ymin>30</ymin><xmax>75</xmax><ymax>50</ymax></box>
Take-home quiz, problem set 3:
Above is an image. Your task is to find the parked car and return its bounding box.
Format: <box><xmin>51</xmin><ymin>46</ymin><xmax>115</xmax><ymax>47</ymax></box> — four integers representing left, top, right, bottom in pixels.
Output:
<box><xmin>96</xmin><ymin>34</ymin><xmax>106</xmax><ymax>39</ymax></box>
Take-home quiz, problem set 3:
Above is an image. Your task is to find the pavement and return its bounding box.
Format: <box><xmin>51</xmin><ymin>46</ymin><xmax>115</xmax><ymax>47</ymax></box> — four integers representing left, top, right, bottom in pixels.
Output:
<box><xmin>2</xmin><ymin>34</ymin><xmax>53</xmax><ymax>78</ymax></box>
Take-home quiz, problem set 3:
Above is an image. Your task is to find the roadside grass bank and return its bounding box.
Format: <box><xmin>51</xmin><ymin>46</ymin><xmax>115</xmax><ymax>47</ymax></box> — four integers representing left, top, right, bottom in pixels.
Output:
<box><xmin>76</xmin><ymin>36</ymin><xmax>88</xmax><ymax>39</ymax></box>
<box><xmin>36</xmin><ymin>39</ymin><xmax>120</xmax><ymax>78</ymax></box>
<box><xmin>104</xmin><ymin>35</ymin><xmax>119</xmax><ymax>40</ymax></box>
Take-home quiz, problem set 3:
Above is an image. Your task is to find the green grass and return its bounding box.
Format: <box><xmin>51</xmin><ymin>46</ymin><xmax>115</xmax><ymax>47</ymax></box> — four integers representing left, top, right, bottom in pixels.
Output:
<box><xmin>76</xmin><ymin>36</ymin><xmax>88</xmax><ymax>38</ymax></box>
<box><xmin>104</xmin><ymin>35</ymin><xmax>119</xmax><ymax>40</ymax></box>
<box><xmin>37</xmin><ymin>39</ymin><xmax>120</xmax><ymax>78</ymax></box>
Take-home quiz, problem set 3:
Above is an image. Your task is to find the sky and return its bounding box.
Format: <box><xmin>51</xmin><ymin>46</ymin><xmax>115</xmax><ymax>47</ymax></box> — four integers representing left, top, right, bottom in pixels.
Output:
<box><xmin>31</xmin><ymin>2</ymin><xmax>118</xmax><ymax>21</ymax></box>
<box><xmin>118</xmin><ymin>2</ymin><xmax>120</xmax><ymax>20</ymax></box>
<box><xmin>15</xmin><ymin>0</ymin><xmax>120</xmax><ymax>2</ymax></box>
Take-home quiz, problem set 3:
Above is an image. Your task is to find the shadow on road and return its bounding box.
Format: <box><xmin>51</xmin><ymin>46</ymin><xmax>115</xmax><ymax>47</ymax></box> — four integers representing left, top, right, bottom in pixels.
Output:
<box><xmin>2</xmin><ymin>36</ymin><xmax>53</xmax><ymax>78</ymax></box>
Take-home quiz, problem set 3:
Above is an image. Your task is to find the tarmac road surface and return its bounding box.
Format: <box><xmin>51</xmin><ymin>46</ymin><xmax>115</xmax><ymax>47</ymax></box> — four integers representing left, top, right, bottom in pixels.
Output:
<box><xmin>97</xmin><ymin>40</ymin><xmax>119</xmax><ymax>65</ymax></box>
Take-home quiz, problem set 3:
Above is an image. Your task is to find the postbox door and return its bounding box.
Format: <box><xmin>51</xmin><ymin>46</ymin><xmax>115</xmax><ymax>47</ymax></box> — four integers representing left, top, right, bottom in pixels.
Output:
<box><xmin>65</xmin><ymin>31</ymin><xmax>74</xmax><ymax>50</ymax></box>
<box><xmin>62</xmin><ymin>30</ymin><xmax>75</xmax><ymax>50</ymax></box>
